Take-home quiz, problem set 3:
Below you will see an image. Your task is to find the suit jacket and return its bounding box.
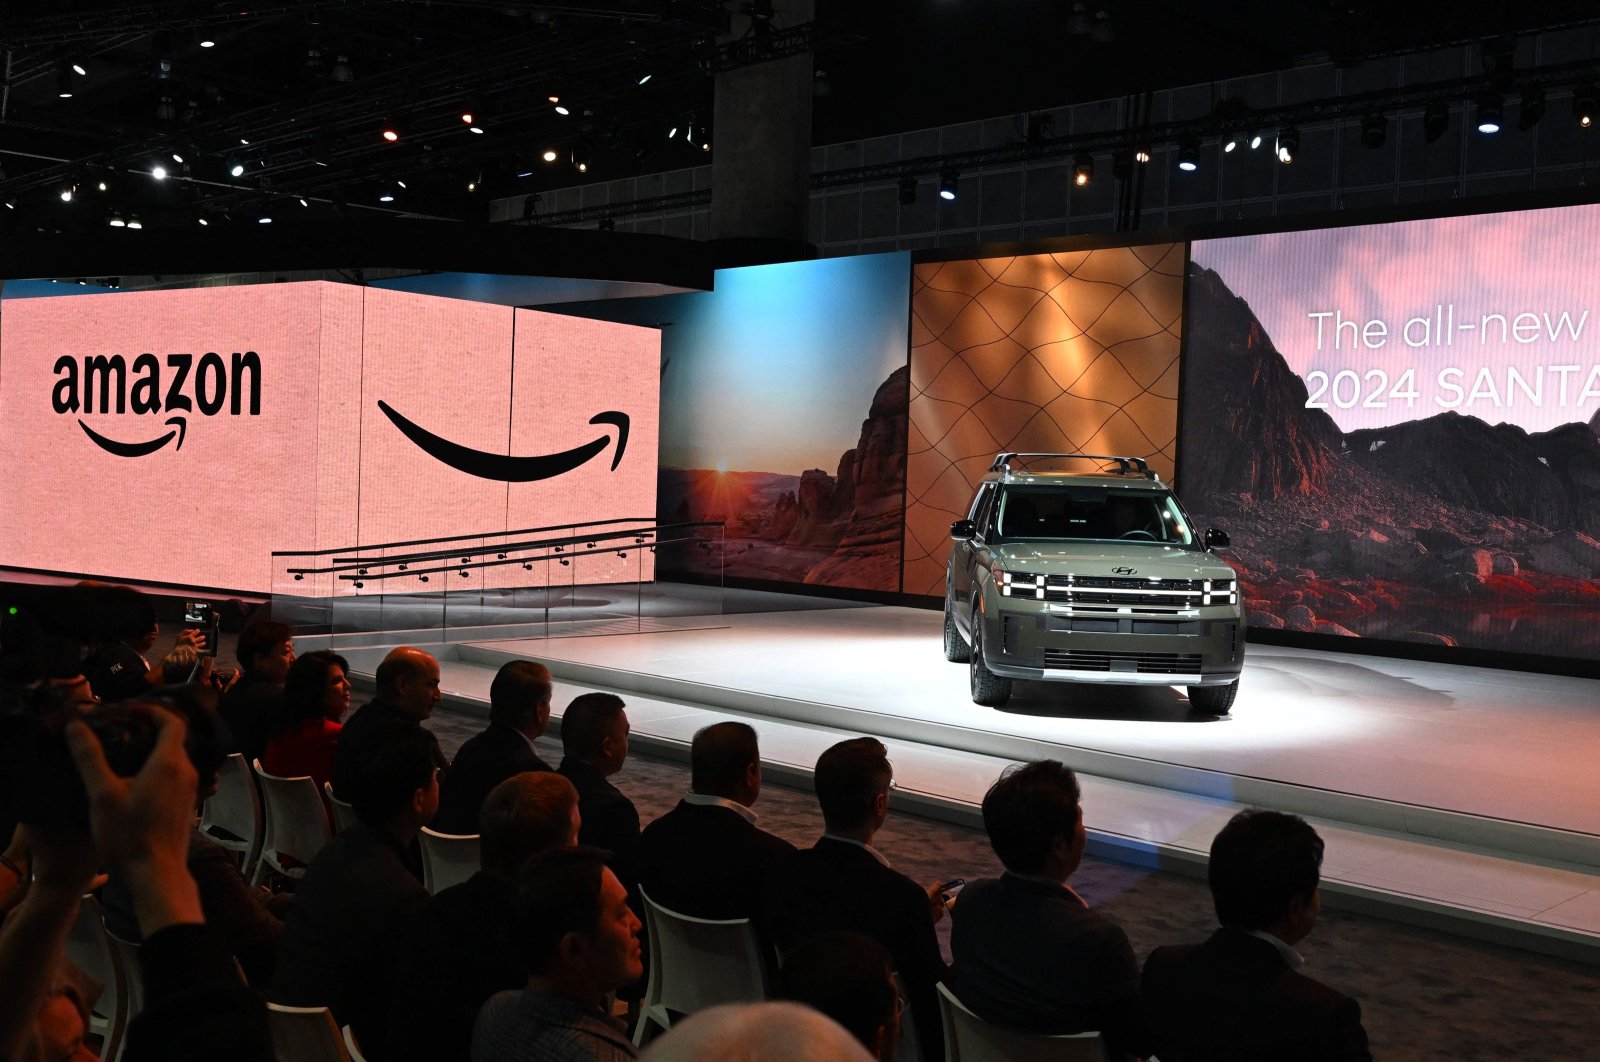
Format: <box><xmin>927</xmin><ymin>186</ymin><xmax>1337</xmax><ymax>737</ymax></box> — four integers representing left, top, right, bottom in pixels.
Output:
<box><xmin>271</xmin><ymin>823</ymin><xmax>430</xmax><ymax>1055</ymax></box>
<box><xmin>434</xmin><ymin>723</ymin><xmax>551</xmax><ymax>835</ymax></box>
<box><xmin>558</xmin><ymin>756</ymin><xmax>640</xmax><ymax>865</ymax></box>
<box><xmin>631</xmin><ymin>798</ymin><xmax>795</xmax><ymax>920</ymax></box>
<box><xmin>332</xmin><ymin>698</ymin><xmax>446</xmax><ymax>801</ymax></box>
<box><xmin>218</xmin><ymin>672</ymin><xmax>283</xmax><ymax>765</ymax></box>
<box><xmin>472</xmin><ymin>988</ymin><xmax>638</xmax><ymax>1062</ymax></box>
<box><xmin>950</xmin><ymin>874</ymin><xmax>1146</xmax><ymax>1058</ymax></box>
<box><xmin>1142</xmin><ymin>928</ymin><xmax>1373</xmax><ymax>1062</ymax></box>
<box><xmin>762</xmin><ymin>837</ymin><xmax>947</xmax><ymax>1062</ymax></box>
<box><xmin>388</xmin><ymin>871</ymin><xmax>525</xmax><ymax>1062</ymax></box>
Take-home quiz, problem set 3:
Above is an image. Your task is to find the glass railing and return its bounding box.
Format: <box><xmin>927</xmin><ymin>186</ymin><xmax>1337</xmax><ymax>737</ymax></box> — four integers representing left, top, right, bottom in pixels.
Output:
<box><xmin>270</xmin><ymin>518</ymin><xmax>725</xmax><ymax>648</ymax></box>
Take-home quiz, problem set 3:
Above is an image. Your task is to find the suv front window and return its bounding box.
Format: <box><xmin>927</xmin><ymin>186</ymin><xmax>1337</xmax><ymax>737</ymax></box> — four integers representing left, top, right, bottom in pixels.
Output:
<box><xmin>993</xmin><ymin>487</ymin><xmax>1196</xmax><ymax>548</ymax></box>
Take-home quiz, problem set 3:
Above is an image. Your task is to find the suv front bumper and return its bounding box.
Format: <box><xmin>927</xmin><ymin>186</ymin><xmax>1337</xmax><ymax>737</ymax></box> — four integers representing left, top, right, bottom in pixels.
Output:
<box><xmin>981</xmin><ymin>604</ymin><xmax>1244</xmax><ymax>685</ymax></box>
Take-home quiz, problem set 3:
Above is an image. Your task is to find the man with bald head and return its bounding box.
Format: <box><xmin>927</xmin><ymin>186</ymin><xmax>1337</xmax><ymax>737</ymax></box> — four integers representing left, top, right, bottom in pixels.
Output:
<box><xmin>333</xmin><ymin>646</ymin><xmax>446</xmax><ymax>803</ymax></box>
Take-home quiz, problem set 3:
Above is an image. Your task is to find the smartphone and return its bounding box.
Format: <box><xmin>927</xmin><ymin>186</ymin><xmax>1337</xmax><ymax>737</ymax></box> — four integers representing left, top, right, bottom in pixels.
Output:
<box><xmin>182</xmin><ymin>600</ymin><xmax>220</xmax><ymax>657</ymax></box>
<box><xmin>938</xmin><ymin>877</ymin><xmax>966</xmax><ymax>897</ymax></box>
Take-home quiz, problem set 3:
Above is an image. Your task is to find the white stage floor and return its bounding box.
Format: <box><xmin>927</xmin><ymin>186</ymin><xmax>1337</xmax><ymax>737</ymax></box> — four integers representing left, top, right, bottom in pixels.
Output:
<box><xmin>334</xmin><ymin>604</ymin><xmax>1600</xmax><ymax>962</ymax></box>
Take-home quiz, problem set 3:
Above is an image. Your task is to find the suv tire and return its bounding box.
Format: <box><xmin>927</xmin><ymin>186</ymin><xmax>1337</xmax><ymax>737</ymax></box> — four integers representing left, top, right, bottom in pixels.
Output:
<box><xmin>970</xmin><ymin>622</ymin><xmax>1013</xmax><ymax>708</ymax></box>
<box><xmin>943</xmin><ymin>599</ymin><xmax>971</xmax><ymax>663</ymax></box>
<box><xmin>1187</xmin><ymin>680</ymin><xmax>1238</xmax><ymax>716</ymax></box>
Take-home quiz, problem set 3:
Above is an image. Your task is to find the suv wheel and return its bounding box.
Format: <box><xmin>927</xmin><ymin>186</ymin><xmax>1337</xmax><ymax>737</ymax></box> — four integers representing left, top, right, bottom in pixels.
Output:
<box><xmin>1187</xmin><ymin>680</ymin><xmax>1238</xmax><ymax>716</ymax></box>
<box><xmin>943</xmin><ymin>598</ymin><xmax>970</xmax><ymax>663</ymax></box>
<box><xmin>969</xmin><ymin>622</ymin><xmax>1013</xmax><ymax>708</ymax></box>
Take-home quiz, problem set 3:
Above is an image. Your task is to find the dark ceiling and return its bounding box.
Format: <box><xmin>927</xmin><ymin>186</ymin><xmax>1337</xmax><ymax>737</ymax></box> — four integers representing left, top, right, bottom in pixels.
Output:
<box><xmin>1</xmin><ymin>1</ymin><xmax>1597</xmax><ymax>233</ymax></box>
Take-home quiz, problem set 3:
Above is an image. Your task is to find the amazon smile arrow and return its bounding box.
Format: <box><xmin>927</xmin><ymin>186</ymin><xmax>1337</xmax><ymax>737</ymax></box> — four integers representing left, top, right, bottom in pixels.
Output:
<box><xmin>376</xmin><ymin>401</ymin><xmax>631</xmax><ymax>482</ymax></box>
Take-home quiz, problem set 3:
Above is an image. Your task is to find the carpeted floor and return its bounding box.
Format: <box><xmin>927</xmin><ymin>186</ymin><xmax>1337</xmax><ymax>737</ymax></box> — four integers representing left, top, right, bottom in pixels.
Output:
<box><xmin>421</xmin><ymin>708</ymin><xmax>1599</xmax><ymax>1062</ymax></box>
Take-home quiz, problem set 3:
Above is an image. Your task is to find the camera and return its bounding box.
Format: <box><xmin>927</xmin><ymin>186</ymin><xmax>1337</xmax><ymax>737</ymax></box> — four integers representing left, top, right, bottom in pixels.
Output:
<box><xmin>182</xmin><ymin>600</ymin><xmax>220</xmax><ymax>657</ymax></box>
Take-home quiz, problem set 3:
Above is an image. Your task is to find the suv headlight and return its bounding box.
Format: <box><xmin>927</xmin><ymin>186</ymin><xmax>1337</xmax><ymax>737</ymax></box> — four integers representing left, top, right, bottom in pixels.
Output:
<box><xmin>997</xmin><ymin>568</ymin><xmax>1046</xmax><ymax>599</ymax></box>
<box><xmin>1202</xmin><ymin>578</ymin><xmax>1238</xmax><ymax>606</ymax></box>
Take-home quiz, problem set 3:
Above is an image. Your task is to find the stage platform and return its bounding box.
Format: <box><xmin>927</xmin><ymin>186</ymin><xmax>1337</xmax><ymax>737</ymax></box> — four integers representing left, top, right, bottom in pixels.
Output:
<box><xmin>326</xmin><ymin>599</ymin><xmax>1600</xmax><ymax>964</ymax></box>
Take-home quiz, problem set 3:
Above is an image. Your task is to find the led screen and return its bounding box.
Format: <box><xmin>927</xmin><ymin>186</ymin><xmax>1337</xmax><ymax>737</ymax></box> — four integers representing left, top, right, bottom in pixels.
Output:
<box><xmin>0</xmin><ymin>282</ymin><xmax>659</xmax><ymax>594</ymax></box>
<box><xmin>1185</xmin><ymin>205</ymin><xmax>1600</xmax><ymax>659</ymax></box>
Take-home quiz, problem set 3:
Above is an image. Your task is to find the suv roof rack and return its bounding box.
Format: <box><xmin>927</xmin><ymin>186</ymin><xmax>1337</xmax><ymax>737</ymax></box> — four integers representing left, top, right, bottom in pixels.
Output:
<box><xmin>988</xmin><ymin>452</ymin><xmax>1157</xmax><ymax>480</ymax></box>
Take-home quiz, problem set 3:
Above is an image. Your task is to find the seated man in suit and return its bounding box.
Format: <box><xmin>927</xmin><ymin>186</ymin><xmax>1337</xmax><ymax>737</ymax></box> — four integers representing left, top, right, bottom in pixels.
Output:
<box><xmin>332</xmin><ymin>646</ymin><xmax>445</xmax><ymax>801</ymax></box>
<box><xmin>762</xmin><ymin>737</ymin><xmax>948</xmax><ymax>1062</ymax></box>
<box><xmin>557</xmin><ymin>693</ymin><xmax>639</xmax><ymax>865</ymax></box>
<box><xmin>949</xmin><ymin>761</ymin><xmax>1146</xmax><ymax>1058</ymax></box>
<box><xmin>219</xmin><ymin>619</ymin><xmax>294</xmax><ymax>764</ymax></box>
<box><xmin>388</xmin><ymin>771</ymin><xmax>580</xmax><ymax>1062</ymax></box>
<box><xmin>631</xmin><ymin>721</ymin><xmax>794</xmax><ymax>918</ymax></box>
<box><xmin>1142</xmin><ymin>809</ymin><xmax>1373</xmax><ymax>1062</ymax></box>
<box><xmin>272</xmin><ymin>724</ymin><xmax>437</xmax><ymax>1056</ymax></box>
<box><xmin>433</xmin><ymin>660</ymin><xmax>554</xmax><ymax>834</ymax></box>
<box><xmin>473</xmin><ymin>846</ymin><xmax>642</xmax><ymax>1062</ymax></box>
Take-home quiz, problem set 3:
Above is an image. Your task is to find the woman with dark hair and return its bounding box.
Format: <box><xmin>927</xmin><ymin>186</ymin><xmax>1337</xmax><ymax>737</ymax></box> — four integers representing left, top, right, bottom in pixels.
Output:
<box><xmin>260</xmin><ymin>651</ymin><xmax>351</xmax><ymax>794</ymax></box>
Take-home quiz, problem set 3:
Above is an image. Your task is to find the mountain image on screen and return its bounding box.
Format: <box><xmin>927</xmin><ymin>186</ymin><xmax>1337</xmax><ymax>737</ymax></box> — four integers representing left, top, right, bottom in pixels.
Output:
<box><xmin>1182</xmin><ymin>262</ymin><xmax>1600</xmax><ymax>659</ymax></box>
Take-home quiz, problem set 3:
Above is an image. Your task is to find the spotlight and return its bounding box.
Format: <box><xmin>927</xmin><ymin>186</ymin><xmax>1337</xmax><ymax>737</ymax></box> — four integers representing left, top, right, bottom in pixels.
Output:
<box><xmin>379</xmin><ymin>192</ymin><xmax>395</xmax><ymax>202</ymax></box>
<box><xmin>108</xmin><ymin>213</ymin><xmax>125</xmax><ymax>228</ymax></box>
<box><xmin>1519</xmin><ymin>85</ymin><xmax>1546</xmax><ymax>130</ymax></box>
<box><xmin>257</xmin><ymin>214</ymin><xmax>270</xmax><ymax>224</ymax></box>
<box><xmin>71</xmin><ymin>62</ymin><xmax>87</xmax><ymax>76</ymax></box>
<box><xmin>229</xmin><ymin>161</ymin><xmax>246</xmax><ymax>177</ymax></box>
<box><xmin>298</xmin><ymin>197</ymin><xmax>309</xmax><ymax>207</ymax></box>
<box><xmin>668</xmin><ymin>126</ymin><xmax>678</xmax><ymax>138</ymax></box>
<box><xmin>1248</xmin><ymin>130</ymin><xmax>1263</xmax><ymax>150</ymax></box>
<box><xmin>1424</xmin><ymin>100</ymin><xmax>1450</xmax><ymax>142</ymax></box>
<box><xmin>199</xmin><ymin>38</ymin><xmax>215</xmax><ymax>49</ymax></box>
<box><xmin>467</xmin><ymin>174</ymin><xmax>479</xmax><ymax>192</ymax></box>
<box><xmin>938</xmin><ymin>167</ymin><xmax>958</xmax><ymax>200</ymax></box>
<box><xmin>547</xmin><ymin>94</ymin><xmax>560</xmax><ymax>104</ymax></box>
<box><xmin>380</xmin><ymin>117</ymin><xmax>405</xmax><ymax>142</ymax></box>
<box><xmin>459</xmin><ymin>97</ymin><xmax>483</xmax><ymax>125</ymax></box>
<box><xmin>1134</xmin><ymin>146</ymin><xmax>1151</xmax><ymax>163</ymax></box>
<box><xmin>898</xmin><ymin>176</ymin><xmax>917</xmax><ymax>205</ymax></box>
<box><xmin>1575</xmin><ymin>84</ymin><xmax>1596</xmax><ymax>129</ymax></box>
<box><xmin>469</xmin><ymin>124</ymin><xmax>484</xmax><ymax>134</ymax></box>
<box><xmin>96</xmin><ymin>180</ymin><xmax>107</xmax><ymax>192</ymax></box>
<box><xmin>151</xmin><ymin>164</ymin><xmax>168</xmax><ymax>180</ymax></box>
<box><xmin>554</xmin><ymin>104</ymin><xmax>570</xmax><ymax>116</ymax></box>
<box><xmin>126</xmin><ymin>215</ymin><xmax>142</xmax><ymax>229</ymax></box>
<box><xmin>1476</xmin><ymin>91</ymin><xmax>1502</xmax><ymax>134</ymax></box>
<box><xmin>1073</xmin><ymin>155</ymin><xmax>1093</xmax><ymax>187</ymax></box>
<box><xmin>542</xmin><ymin>148</ymin><xmax>558</xmax><ymax>162</ymax></box>
<box><xmin>57</xmin><ymin>63</ymin><xmax>74</xmax><ymax>98</ymax></box>
<box><xmin>197</xmin><ymin>217</ymin><xmax>208</xmax><ymax>226</ymax></box>
<box><xmin>171</xmin><ymin>151</ymin><xmax>184</xmax><ymax>163</ymax></box>
<box><xmin>637</xmin><ymin>72</ymin><xmax>653</xmax><ymax>86</ymax></box>
<box><xmin>1275</xmin><ymin>127</ymin><xmax>1299</xmax><ymax>164</ymax></box>
<box><xmin>1177</xmin><ymin>140</ymin><xmax>1199</xmax><ymax>172</ymax></box>
<box><xmin>1360</xmin><ymin>114</ymin><xmax>1386</xmax><ymax>149</ymax></box>
<box><xmin>1223</xmin><ymin>130</ymin><xmax>1240</xmax><ymax>153</ymax></box>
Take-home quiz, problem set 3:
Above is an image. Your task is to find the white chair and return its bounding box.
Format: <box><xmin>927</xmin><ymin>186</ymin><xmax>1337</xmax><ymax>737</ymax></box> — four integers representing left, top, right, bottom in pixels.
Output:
<box><xmin>265</xmin><ymin>1003</ymin><xmax>352</xmax><ymax>1062</ymax></box>
<box><xmin>324</xmin><ymin>782</ymin><xmax>361</xmax><ymax>835</ymax></box>
<box><xmin>633</xmin><ymin>887</ymin><xmax>773</xmax><ymax>1047</ymax></box>
<box><xmin>418</xmin><ymin>827</ymin><xmax>480</xmax><ymax>894</ymax></box>
<box><xmin>935</xmin><ymin>982</ymin><xmax>1110</xmax><ymax>1062</ymax></box>
<box><xmin>65</xmin><ymin>895</ymin><xmax>130</xmax><ymax>1062</ymax></box>
<box><xmin>892</xmin><ymin>972</ymin><xmax>922</xmax><ymax>1062</ymax></box>
<box><xmin>342</xmin><ymin>1024</ymin><xmax>370</xmax><ymax>1062</ymax></box>
<box><xmin>201</xmin><ymin>752</ymin><xmax>263</xmax><ymax>873</ymax></box>
<box><xmin>251</xmin><ymin>759</ymin><xmax>332</xmax><ymax>886</ymax></box>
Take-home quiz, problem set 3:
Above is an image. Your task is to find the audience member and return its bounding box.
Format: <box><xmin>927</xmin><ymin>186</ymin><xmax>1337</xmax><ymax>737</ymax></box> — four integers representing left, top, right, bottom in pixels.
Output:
<box><xmin>638</xmin><ymin>1002</ymin><xmax>875</xmax><ymax>1062</ymax></box>
<box><xmin>273</xmin><ymin>723</ymin><xmax>438</xmax><ymax>1055</ymax></box>
<box><xmin>102</xmin><ymin>688</ymin><xmax>289</xmax><ymax>988</ymax></box>
<box><xmin>82</xmin><ymin>589</ymin><xmax>206</xmax><ymax>701</ymax></box>
<box><xmin>472</xmin><ymin>846</ymin><xmax>642</xmax><ymax>1062</ymax></box>
<box><xmin>260</xmin><ymin>651</ymin><xmax>351</xmax><ymax>795</ymax></box>
<box><xmin>389</xmin><ymin>771</ymin><xmax>581</xmax><ymax>1062</ymax></box>
<box><xmin>1142</xmin><ymin>809</ymin><xmax>1373</xmax><ymax>1062</ymax></box>
<box><xmin>762</xmin><ymin>737</ymin><xmax>948</xmax><ymax>1062</ymax></box>
<box><xmin>219</xmin><ymin>620</ymin><xmax>294</xmax><ymax>763</ymax></box>
<box><xmin>332</xmin><ymin>646</ymin><xmax>445</xmax><ymax>801</ymax></box>
<box><xmin>632</xmin><ymin>721</ymin><xmax>794</xmax><ymax>918</ymax></box>
<box><xmin>775</xmin><ymin>931</ymin><xmax>899</xmax><ymax>1061</ymax></box>
<box><xmin>434</xmin><ymin>660</ymin><xmax>555</xmax><ymax>835</ymax></box>
<box><xmin>949</xmin><ymin>760</ymin><xmax>1146</xmax><ymax>1058</ymax></box>
<box><xmin>557</xmin><ymin>693</ymin><xmax>639</xmax><ymax>863</ymax></box>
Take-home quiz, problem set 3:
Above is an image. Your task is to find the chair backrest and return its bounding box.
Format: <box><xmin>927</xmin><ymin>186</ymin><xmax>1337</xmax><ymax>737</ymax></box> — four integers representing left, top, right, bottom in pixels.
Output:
<box><xmin>201</xmin><ymin>752</ymin><xmax>263</xmax><ymax>872</ymax></box>
<box><xmin>892</xmin><ymin>971</ymin><xmax>921</xmax><ymax>1062</ymax></box>
<box><xmin>324</xmin><ymin>781</ymin><xmax>361</xmax><ymax>835</ymax></box>
<box><xmin>634</xmin><ymin>887</ymin><xmax>771</xmax><ymax>1045</ymax></box>
<box><xmin>252</xmin><ymin>759</ymin><xmax>332</xmax><ymax>886</ymax></box>
<box><xmin>935</xmin><ymin>982</ymin><xmax>1110</xmax><ymax>1062</ymax></box>
<box><xmin>65</xmin><ymin>895</ymin><xmax>129</xmax><ymax>1062</ymax></box>
<box><xmin>266</xmin><ymin>1003</ymin><xmax>352</xmax><ymax>1062</ymax></box>
<box><xmin>418</xmin><ymin>827</ymin><xmax>481</xmax><ymax>894</ymax></box>
<box><xmin>342</xmin><ymin>1023</ymin><xmax>369</xmax><ymax>1062</ymax></box>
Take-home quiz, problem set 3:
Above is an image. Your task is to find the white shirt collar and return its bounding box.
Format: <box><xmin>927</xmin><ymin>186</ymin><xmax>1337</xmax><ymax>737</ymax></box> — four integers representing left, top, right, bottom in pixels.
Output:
<box><xmin>1243</xmin><ymin>928</ymin><xmax>1305</xmax><ymax>969</ymax></box>
<box><xmin>822</xmin><ymin>833</ymin><xmax>890</xmax><ymax>866</ymax></box>
<box><xmin>683</xmin><ymin>791</ymin><xmax>759</xmax><ymax>825</ymax></box>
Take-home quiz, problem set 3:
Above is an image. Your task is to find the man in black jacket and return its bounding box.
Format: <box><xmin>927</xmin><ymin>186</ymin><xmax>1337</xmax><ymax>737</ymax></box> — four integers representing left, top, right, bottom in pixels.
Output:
<box><xmin>432</xmin><ymin>660</ymin><xmax>553</xmax><ymax>835</ymax></box>
<box><xmin>1142</xmin><ymin>809</ymin><xmax>1373</xmax><ymax>1062</ymax></box>
<box><xmin>332</xmin><ymin>646</ymin><xmax>445</xmax><ymax>802</ymax></box>
<box><xmin>557</xmin><ymin>692</ymin><xmax>639</xmax><ymax>864</ymax></box>
<box><xmin>632</xmin><ymin>721</ymin><xmax>794</xmax><ymax>919</ymax></box>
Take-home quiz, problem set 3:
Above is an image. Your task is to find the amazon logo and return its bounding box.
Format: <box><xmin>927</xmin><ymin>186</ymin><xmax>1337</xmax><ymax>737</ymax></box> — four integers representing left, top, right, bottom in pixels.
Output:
<box><xmin>377</xmin><ymin>401</ymin><xmax>630</xmax><ymax>482</ymax></box>
<box><xmin>52</xmin><ymin>352</ymin><xmax>261</xmax><ymax>457</ymax></box>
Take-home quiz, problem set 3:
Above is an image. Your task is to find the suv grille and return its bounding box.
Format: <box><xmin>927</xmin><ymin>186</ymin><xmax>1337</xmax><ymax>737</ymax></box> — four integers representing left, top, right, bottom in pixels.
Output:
<box><xmin>1042</xmin><ymin>649</ymin><xmax>1203</xmax><ymax>674</ymax></box>
<box><xmin>1001</xmin><ymin>574</ymin><xmax>1235</xmax><ymax>610</ymax></box>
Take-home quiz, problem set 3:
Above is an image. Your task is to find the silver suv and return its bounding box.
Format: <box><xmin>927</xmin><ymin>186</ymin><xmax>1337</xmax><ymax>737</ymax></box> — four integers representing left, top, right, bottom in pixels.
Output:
<box><xmin>944</xmin><ymin>453</ymin><xmax>1244</xmax><ymax>714</ymax></box>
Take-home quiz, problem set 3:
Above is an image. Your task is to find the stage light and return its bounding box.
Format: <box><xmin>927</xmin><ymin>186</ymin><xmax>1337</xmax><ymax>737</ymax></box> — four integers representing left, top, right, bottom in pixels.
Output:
<box><xmin>380</xmin><ymin>117</ymin><xmax>404</xmax><ymax>142</ymax></box>
<box><xmin>1575</xmin><ymin>84</ymin><xmax>1596</xmax><ymax>128</ymax></box>
<box><xmin>229</xmin><ymin>161</ymin><xmax>246</xmax><ymax>177</ymax></box>
<box><xmin>637</xmin><ymin>72</ymin><xmax>653</xmax><ymax>86</ymax></box>
<box><xmin>298</xmin><ymin>197</ymin><xmax>309</xmax><ymax>207</ymax></box>
<box><xmin>1223</xmin><ymin>130</ymin><xmax>1239</xmax><ymax>153</ymax></box>
<box><xmin>108</xmin><ymin>213</ymin><xmax>125</xmax><ymax>228</ymax></box>
<box><xmin>1424</xmin><ymin>100</ymin><xmax>1449</xmax><ymax>142</ymax></box>
<box><xmin>554</xmin><ymin>104</ymin><xmax>570</xmax><ymax>116</ymax></box>
<box><xmin>197</xmin><ymin>217</ymin><xmax>208</xmax><ymax>225</ymax></box>
<box><xmin>1360</xmin><ymin>114</ymin><xmax>1386</xmax><ymax>149</ymax></box>
<box><xmin>96</xmin><ymin>179</ymin><xmax>107</xmax><ymax>192</ymax></box>
<box><xmin>71</xmin><ymin>62</ymin><xmax>87</xmax><ymax>76</ymax></box>
<box><xmin>938</xmin><ymin>167</ymin><xmax>958</xmax><ymax>200</ymax></box>
<box><xmin>898</xmin><ymin>176</ymin><xmax>917</xmax><ymax>205</ymax></box>
<box><xmin>668</xmin><ymin>126</ymin><xmax>678</xmax><ymax>138</ymax></box>
<box><xmin>156</xmin><ymin>95</ymin><xmax>176</xmax><ymax>121</ymax></box>
<box><xmin>57</xmin><ymin>63</ymin><xmax>74</xmax><ymax>98</ymax></box>
<box><xmin>1073</xmin><ymin>155</ymin><xmax>1093</xmax><ymax>186</ymax></box>
<box><xmin>1519</xmin><ymin>85</ymin><xmax>1546</xmax><ymax>130</ymax></box>
<box><xmin>460</xmin><ymin>97</ymin><xmax>482</xmax><ymax>125</ymax></box>
<box><xmin>542</xmin><ymin>148</ymin><xmax>558</xmax><ymax>162</ymax></box>
<box><xmin>547</xmin><ymin>94</ymin><xmax>560</xmax><ymax>104</ymax></box>
<box><xmin>1176</xmin><ymin>140</ymin><xmax>1198</xmax><ymax>172</ymax></box>
<box><xmin>379</xmin><ymin>192</ymin><xmax>395</xmax><ymax>202</ymax></box>
<box><xmin>1249</xmin><ymin>130</ymin><xmax>1263</xmax><ymax>150</ymax></box>
<box><xmin>127</xmin><ymin>215</ymin><xmax>142</xmax><ymax>229</ymax></box>
<box><xmin>330</xmin><ymin>55</ymin><xmax>354</xmax><ymax>82</ymax></box>
<box><xmin>199</xmin><ymin>38</ymin><xmax>215</xmax><ymax>49</ymax></box>
<box><xmin>1134</xmin><ymin>146</ymin><xmax>1151</xmax><ymax>163</ymax></box>
<box><xmin>1275</xmin><ymin>127</ymin><xmax>1299</xmax><ymax>163</ymax></box>
<box><xmin>151</xmin><ymin>164</ymin><xmax>168</xmax><ymax>180</ymax></box>
<box><xmin>257</xmin><ymin>210</ymin><xmax>270</xmax><ymax>224</ymax></box>
<box><xmin>1476</xmin><ymin>91</ymin><xmax>1502</xmax><ymax>134</ymax></box>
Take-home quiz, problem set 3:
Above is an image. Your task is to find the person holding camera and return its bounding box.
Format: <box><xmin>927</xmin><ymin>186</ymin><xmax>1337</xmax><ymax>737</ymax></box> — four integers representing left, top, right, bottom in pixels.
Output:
<box><xmin>82</xmin><ymin>590</ymin><xmax>208</xmax><ymax>702</ymax></box>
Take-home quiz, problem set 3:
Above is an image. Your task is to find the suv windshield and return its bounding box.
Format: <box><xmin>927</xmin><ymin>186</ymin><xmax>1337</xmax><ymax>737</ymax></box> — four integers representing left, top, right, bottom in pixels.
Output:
<box><xmin>991</xmin><ymin>486</ymin><xmax>1197</xmax><ymax>548</ymax></box>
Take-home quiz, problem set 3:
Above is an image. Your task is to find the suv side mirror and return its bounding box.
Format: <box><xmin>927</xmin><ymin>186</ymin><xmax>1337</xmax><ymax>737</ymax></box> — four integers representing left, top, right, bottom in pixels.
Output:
<box><xmin>1204</xmin><ymin>527</ymin><xmax>1230</xmax><ymax>550</ymax></box>
<box><xmin>950</xmin><ymin>519</ymin><xmax>977</xmax><ymax>541</ymax></box>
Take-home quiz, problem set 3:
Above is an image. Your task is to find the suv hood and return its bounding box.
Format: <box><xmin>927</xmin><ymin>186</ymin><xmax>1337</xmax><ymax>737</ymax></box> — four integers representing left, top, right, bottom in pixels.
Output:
<box><xmin>991</xmin><ymin>542</ymin><xmax>1236</xmax><ymax>580</ymax></box>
